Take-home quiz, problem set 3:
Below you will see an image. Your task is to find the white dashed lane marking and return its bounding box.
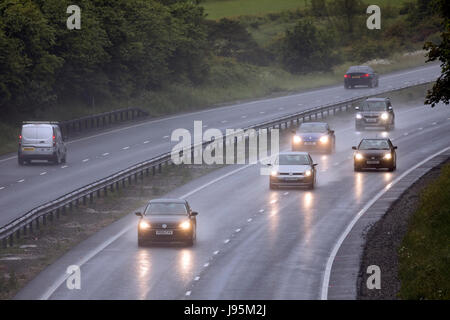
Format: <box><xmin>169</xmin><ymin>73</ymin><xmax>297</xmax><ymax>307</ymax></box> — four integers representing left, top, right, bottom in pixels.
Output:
<box><xmin>259</xmin><ymin>209</ymin><xmax>264</xmax><ymax>213</ymax></box>
<box><xmin>185</xmin><ymin>291</ymin><xmax>191</xmax><ymax>296</ymax></box>
<box><xmin>102</xmin><ymin>153</ymin><xmax>109</xmax><ymax>156</ymax></box>
<box><xmin>17</xmin><ymin>179</ymin><xmax>25</xmax><ymax>183</ymax></box>
<box><xmin>143</xmin><ymin>140</ymin><xmax>150</xmax><ymax>144</ymax></box>
<box><xmin>194</xmin><ymin>276</ymin><xmax>200</xmax><ymax>281</ymax></box>
<box><xmin>40</xmin><ymin>172</ymin><xmax>47</xmax><ymax>176</ymax></box>
<box><xmin>122</xmin><ymin>146</ymin><xmax>129</xmax><ymax>150</ymax></box>
<box><xmin>0</xmin><ymin>187</ymin><xmax>4</xmax><ymax>190</ymax></box>
<box><xmin>247</xmin><ymin>218</ymin><xmax>252</xmax><ymax>222</ymax></box>
<box><xmin>213</xmin><ymin>250</ymin><xmax>219</xmax><ymax>255</ymax></box>
<box><xmin>61</xmin><ymin>165</ymin><xmax>68</xmax><ymax>168</ymax></box>
<box><xmin>82</xmin><ymin>159</ymin><xmax>89</xmax><ymax>162</ymax></box>
<box><xmin>224</xmin><ymin>239</ymin><xmax>230</xmax><ymax>244</ymax></box>
<box><xmin>203</xmin><ymin>262</ymin><xmax>210</xmax><ymax>267</ymax></box>
<box><xmin>235</xmin><ymin>228</ymin><xmax>241</xmax><ymax>233</ymax></box>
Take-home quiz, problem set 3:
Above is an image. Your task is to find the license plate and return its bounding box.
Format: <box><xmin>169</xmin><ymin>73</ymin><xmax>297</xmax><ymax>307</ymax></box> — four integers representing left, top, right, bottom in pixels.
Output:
<box><xmin>352</xmin><ymin>76</ymin><xmax>360</xmax><ymax>78</ymax></box>
<box><xmin>365</xmin><ymin>118</ymin><xmax>377</xmax><ymax>122</ymax></box>
<box><xmin>282</xmin><ymin>177</ymin><xmax>299</xmax><ymax>181</ymax></box>
<box><xmin>367</xmin><ymin>160</ymin><xmax>379</xmax><ymax>164</ymax></box>
<box><xmin>304</xmin><ymin>142</ymin><xmax>316</xmax><ymax>145</ymax></box>
<box><xmin>23</xmin><ymin>147</ymin><xmax>35</xmax><ymax>151</ymax></box>
<box><xmin>156</xmin><ymin>230</ymin><xmax>173</xmax><ymax>235</ymax></box>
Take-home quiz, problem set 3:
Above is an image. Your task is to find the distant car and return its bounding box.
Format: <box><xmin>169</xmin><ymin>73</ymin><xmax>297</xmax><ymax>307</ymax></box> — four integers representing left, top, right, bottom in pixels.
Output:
<box><xmin>18</xmin><ymin>121</ymin><xmax>67</xmax><ymax>165</ymax></box>
<box><xmin>352</xmin><ymin>138</ymin><xmax>397</xmax><ymax>172</ymax></box>
<box><xmin>344</xmin><ymin>65</ymin><xmax>379</xmax><ymax>89</ymax></box>
<box><xmin>268</xmin><ymin>152</ymin><xmax>317</xmax><ymax>190</ymax></box>
<box><xmin>355</xmin><ymin>97</ymin><xmax>395</xmax><ymax>131</ymax></box>
<box><xmin>291</xmin><ymin>122</ymin><xmax>335</xmax><ymax>154</ymax></box>
<box><xmin>135</xmin><ymin>198</ymin><xmax>198</xmax><ymax>246</ymax></box>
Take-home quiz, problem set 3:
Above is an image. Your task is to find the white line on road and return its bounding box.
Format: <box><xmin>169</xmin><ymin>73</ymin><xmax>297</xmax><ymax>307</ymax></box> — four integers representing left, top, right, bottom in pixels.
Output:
<box><xmin>61</xmin><ymin>165</ymin><xmax>68</xmax><ymax>169</ymax></box>
<box><xmin>432</xmin><ymin>122</ymin><xmax>437</xmax><ymax>125</ymax></box>
<box><xmin>247</xmin><ymin>218</ymin><xmax>252</xmax><ymax>222</ymax></box>
<box><xmin>0</xmin><ymin>187</ymin><xmax>4</xmax><ymax>190</ymax></box>
<box><xmin>185</xmin><ymin>291</ymin><xmax>191</xmax><ymax>296</ymax></box>
<box><xmin>82</xmin><ymin>159</ymin><xmax>89</xmax><ymax>162</ymax></box>
<box><xmin>122</xmin><ymin>146</ymin><xmax>129</xmax><ymax>150</ymax></box>
<box><xmin>224</xmin><ymin>239</ymin><xmax>230</xmax><ymax>244</ymax></box>
<box><xmin>203</xmin><ymin>262</ymin><xmax>209</xmax><ymax>267</ymax></box>
<box><xmin>40</xmin><ymin>172</ymin><xmax>47</xmax><ymax>176</ymax></box>
<box><xmin>194</xmin><ymin>276</ymin><xmax>200</xmax><ymax>281</ymax></box>
<box><xmin>102</xmin><ymin>153</ymin><xmax>109</xmax><ymax>156</ymax></box>
<box><xmin>320</xmin><ymin>145</ymin><xmax>450</xmax><ymax>300</ymax></box>
<box><xmin>163</xmin><ymin>135</ymin><xmax>169</xmax><ymax>139</ymax></box>
<box><xmin>259</xmin><ymin>209</ymin><xmax>264</xmax><ymax>213</ymax></box>
<box><xmin>213</xmin><ymin>250</ymin><xmax>219</xmax><ymax>255</ymax></box>
<box><xmin>235</xmin><ymin>228</ymin><xmax>241</xmax><ymax>233</ymax></box>
<box><xmin>17</xmin><ymin>179</ymin><xmax>24</xmax><ymax>183</ymax></box>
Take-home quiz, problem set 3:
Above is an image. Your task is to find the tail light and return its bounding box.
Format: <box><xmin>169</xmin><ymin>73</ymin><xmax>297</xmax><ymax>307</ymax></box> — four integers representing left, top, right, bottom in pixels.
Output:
<box><xmin>19</xmin><ymin>135</ymin><xmax>22</xmax><ymax>145</ymax></box>
<box><xmin>344</xmin><ymin>74</ymin><xmax>348</xmax><ymax>78</ymax></box>
<box><xmin>364</xmin><ymin>73</ymin><xmax>369</xmax><ymax>77</ymax></box>
<box><xmin>53</xmin><ymin>135</ymin><xmax>56</xmax><ymax>146</ymax></box>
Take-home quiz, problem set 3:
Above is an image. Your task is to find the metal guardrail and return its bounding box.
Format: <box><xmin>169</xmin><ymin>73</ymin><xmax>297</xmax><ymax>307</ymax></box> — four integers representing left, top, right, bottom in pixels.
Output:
<box><xmin>59</xmin><ymin>107</ymin><xmax>148</xmax><ymax>138</ymax></box>
<box><xmin>0</xmin><ymin>80</ymin><xmax>433</xmax><ymax>248</ymax></box>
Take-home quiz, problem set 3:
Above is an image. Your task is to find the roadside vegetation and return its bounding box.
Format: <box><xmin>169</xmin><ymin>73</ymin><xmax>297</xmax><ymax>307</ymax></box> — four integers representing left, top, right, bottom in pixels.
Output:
<box><xmin>398</xmin><ymin>163</ymin><xmax>450</xmax><ymax>299</ymax></box>
<box><xmin>0</xmin><ymin>0</ymin><xmax>444</xmax><ymax>156</ymax></box>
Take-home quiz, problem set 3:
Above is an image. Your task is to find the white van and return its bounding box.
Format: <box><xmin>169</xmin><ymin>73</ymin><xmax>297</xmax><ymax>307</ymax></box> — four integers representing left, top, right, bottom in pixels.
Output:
<box><xmin>18</xmin><ymin>122</ymin><xmax>67</xmax><ymax>165</ymax></box>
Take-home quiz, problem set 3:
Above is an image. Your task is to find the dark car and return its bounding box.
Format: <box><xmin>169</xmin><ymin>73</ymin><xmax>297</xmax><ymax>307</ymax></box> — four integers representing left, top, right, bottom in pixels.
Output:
<box><xmin>291</xmin><ymin>122</ymin><xmax>335</xmax><ymax>154</ymax></box>
<box><xmin>352</xmin><ymin>138</ymin><xmax>397</xmax><ymax>172</ymax></box>
<box><xmin>135</xmin><ymin>198</ymin><xmax>198</xmax><ymax>246</ymax></box>
<box><xmin>344</xmin><ymin>66</ymin><xmax>379</xmax><ymax>89</ymax></box>
<box><xmin>355</xmin><ymin>97</ymin><xmax>395</xmax><ymax>131</ymax></box>
<box><xmin>268</xmin><ymin>152</ymin><xmax>317</xmax><ymax>189</ymax></box>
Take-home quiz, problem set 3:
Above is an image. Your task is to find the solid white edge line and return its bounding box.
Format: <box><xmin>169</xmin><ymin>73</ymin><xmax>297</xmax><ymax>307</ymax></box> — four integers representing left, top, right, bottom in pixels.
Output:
<box><xmin>320</xmin><ymin>145</ymin><xmax>450</xmax><ymax>300</ymax></box>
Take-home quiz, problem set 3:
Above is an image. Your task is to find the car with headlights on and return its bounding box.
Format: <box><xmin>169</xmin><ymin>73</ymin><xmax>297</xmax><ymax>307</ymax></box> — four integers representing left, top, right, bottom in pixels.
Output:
<box><xmin>135</xmin><ymin>198</ymin><xmax>198</xmax><ymax>246</ymax></box>
<box><xmin>355</xmin><ymin>97</ymin><xmax>395</xmax><ymax>131</ymax></box>
<box><xmin>268</xmin><ymin>152</ymin><xmax>317</xmax><ymax>189</ymax></box>
<box><xmin>292</xmin><ymin>122</ymin><xmax>335</xmax><ymax>154</ymax></box>
<box><xmin>352</xmin><ymin>138</ymin><xmax>397</xmax><ymax>172</ymax></box>
<box><xmin>344</xmin><ymin>65</ymin><xmax>379</xmax><ymax>89</ymax></box>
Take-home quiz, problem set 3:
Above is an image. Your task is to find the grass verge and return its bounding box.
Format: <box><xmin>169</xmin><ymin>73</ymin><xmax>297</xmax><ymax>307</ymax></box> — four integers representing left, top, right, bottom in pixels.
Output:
<box><xmin>398</xmin><ymin>163</ymin><xmax>450</xmax><ymax>299</ymax></box>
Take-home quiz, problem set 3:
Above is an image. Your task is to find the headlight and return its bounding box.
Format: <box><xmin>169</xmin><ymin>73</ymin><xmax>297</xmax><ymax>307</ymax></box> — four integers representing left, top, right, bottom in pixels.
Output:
<box><xmin>355</xmin><ymin>153</ymin><xmax>364</xmax><ymax>160</ymax></box>
<box><xmin>305</xmin><ymin>169</ymin><xmax>312</xmax><ymax>177</ymax></box>
<box><xmin>293</xmin><ymin>135</ymin><xmax>302</xmax><ymax>144</ymax></box>
<box><xmin>271</xmin><ymin>170</ymin><xmax>278</xmax><ymax>177</ymax></box>
<box><xmin>139</xmin><ymin>220</ymin><xmax>151</xmax><ymax>230</ymax></box>
<box><xmin>356</xmin><ymin>113</ymin><xmax>362</xmax><ymax>119</ymax></box>
<box><xmin>179</xmin><ymin>220</ymin><xmax>191</xmax><ymax>230</ymax></box>
<box><xmin>381</xmin><ymin>112</ymin><xmax>389</xmax><ymax>120</ymax></box>
<box><xmin>319</xmin><ymin>136</ymin><xmax>329</xmax><ymax>143</ymax></box>
<box><xmin>383</xmin><ymin>153</ymin><xmax>392</xmax><ymax>160</ymax></box>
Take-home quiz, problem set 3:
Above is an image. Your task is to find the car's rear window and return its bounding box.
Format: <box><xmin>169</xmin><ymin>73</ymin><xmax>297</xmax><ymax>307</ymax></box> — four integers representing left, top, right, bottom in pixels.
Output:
<box><xmin>359</xmin><ymin>139</ymin><xmax>390</xmax><ymax>150</ymax></box>
<box><xmin>144</xmin><ymin>202</ymin><xmax>187</xmax><ymax>215</ymax></box>
<box><xmin>299</xmin><ymin>123</ymin><xmax>327</xmax><ymax>133</ymax></box>
<box><xmin>347</xmin><ymin>66</ymin><xmax>372</xmax><ymax>73</ymax></box>
<box><xmin>22</xmin><ymin>126</ymin><xmax>53</xmax><ymax>140</ymax></box>
<box><xmin>276</xmin><ymin>154</ymin><xmax>310</xmax><ymax>165</ymax></box>
<box><xmin>360</xmin><ymin>101</ymin><xmax>387</xmax><ymax>111</ymax></box>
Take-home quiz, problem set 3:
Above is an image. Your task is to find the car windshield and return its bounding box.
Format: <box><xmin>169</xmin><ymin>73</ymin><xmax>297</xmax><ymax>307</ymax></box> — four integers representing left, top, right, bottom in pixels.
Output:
<box><xmin>144</xmin><ymin>202</ymin><xmax>187</xmax><ymax>215</ymax></box>
<box><xmin>276</xmin><ymin>154</ymin><xmax>310</xmax><ymax>165</ymax></box>
<box><xmin>360</xmin><ymin>101</ymin><xmax>387</xmax><ymax>111</ymax></box>
<box><xmin>22</xmin><ymin>126</ymin><xmax>53</xmax><ymax>140</ymax></box>
<box><xmin>359</xmin><ymin>139</ymin><xmax>390</xmax><ymax>150</ymax></box>
<box><xmin>299</xmin><ymin>123</ymin><xmax>327</xmax><ymax>133</ymax></box>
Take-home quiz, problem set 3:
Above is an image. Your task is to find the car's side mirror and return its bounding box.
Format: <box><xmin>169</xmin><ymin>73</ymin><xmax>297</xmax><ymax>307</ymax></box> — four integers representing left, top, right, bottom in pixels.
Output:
<box><xmin>266</xmin><ymin>163</ymin><xmax>272</xmax><ymax>166</ymax></box>
<box><xmin>394</xmin><ymin>146</ymin><xmax>397</xmax><ymax>149</ymax></box>
<box><xmin>135</xmin><ymin>212</ymin><xmax>142</xmax><ymax>217</ymax></box>
<box><xmin>352</xmin><ymin>146</ymin><xmax>357</xmax><ymax>150</ymax></box>
<box><xmin>312</xmin><ymin>163</ymin><xmax>318</xmax><ymax>167</ymax></box>
<box><xmin>330</xmin><ymin>130</ymin><xmax>334</xmax><ymax>134</ymax></box>
<box><xmin>355</xmin><ymin>106</ymin><xmax>360</xmax><ymax>111</ymax></box>
<box><xmin>191</xmin><ymin>211</ymin><xmax>198</xmax><ymax>216</ymax></box>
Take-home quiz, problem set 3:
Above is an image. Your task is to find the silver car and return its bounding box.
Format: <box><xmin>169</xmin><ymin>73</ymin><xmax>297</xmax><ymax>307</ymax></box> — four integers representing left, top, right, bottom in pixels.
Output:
<box><xmin>18</xmin><ymin>122</ymin><xmax>67</xmax><ymax>165</ymax></box>
<box><xmin>268</xmin><ymin>152</ymin><xmax>317</xmax><ymax>190</ymax></box>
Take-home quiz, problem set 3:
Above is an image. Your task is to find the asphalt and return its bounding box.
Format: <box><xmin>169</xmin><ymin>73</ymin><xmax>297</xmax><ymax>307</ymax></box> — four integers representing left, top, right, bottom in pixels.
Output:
<box><xmin>0</xmin><ymin>65</ymin><xmax>441</xmax><ymax>229</ymax></box>
<box><xmin>15</xmin><ymin>95</ymin><xmax>450</xmax><ymax>300</ymax></box>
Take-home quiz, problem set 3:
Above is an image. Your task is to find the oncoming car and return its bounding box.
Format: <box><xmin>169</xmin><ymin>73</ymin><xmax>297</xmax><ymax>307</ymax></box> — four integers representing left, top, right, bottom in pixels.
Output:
<box><xmin>355</xmin><ymin>97</ymin><xmax>395</xmax><ymax>131</ymax></box>
<box><xmin>344</xmin><ymin>65</ymin><xmax>379</xmax><ymax>89</ymax></box>
<box><xmin>135</xmin><ymin>199</ymin><xmax>198</xmax><ymax>246</ymax></box>
<box><xmin>268</xmin><ymin>152</ymin><xmax>317</xmax><ymax>189</ymax></box>
<box><xmin>291</xmin><ymin>122</ymin><xmax>335</xmax><ymax>154</ymax></box>
<box><xmin>18</xmin><ymin>121</ymin><xmax>67</xmax><ymax>165</ymax></box>
<box><xmin>352</xmin><ymin>138</ymin><xmax>397</xmax><ymax>172</ymax></box>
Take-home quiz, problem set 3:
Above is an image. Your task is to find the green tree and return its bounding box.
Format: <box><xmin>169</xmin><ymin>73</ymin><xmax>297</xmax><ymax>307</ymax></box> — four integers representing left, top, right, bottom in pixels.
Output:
<box><xmin>280</xmin><ymin>19</ymin><xmax>336</xmax><ymax>74</ymax></box>
<box><xmin>424</xmin><ymin>0</ymin><xmax>450</xmax><ymax>107</ymax></box>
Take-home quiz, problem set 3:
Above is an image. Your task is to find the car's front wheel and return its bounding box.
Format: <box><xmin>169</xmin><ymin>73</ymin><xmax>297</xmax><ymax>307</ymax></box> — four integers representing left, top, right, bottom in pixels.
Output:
<box><xmin>354</xmin><ymin>164</ymin><xmax>361</xmax><ymax>172</ymax></box>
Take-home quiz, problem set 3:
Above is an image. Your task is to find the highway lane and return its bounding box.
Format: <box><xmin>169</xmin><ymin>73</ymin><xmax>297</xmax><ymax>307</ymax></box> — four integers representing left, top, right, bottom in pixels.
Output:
<box><xmin>15</xmin><ymin>99</ymin><xmax>450</xmax><ymax>299</ymax></box>
<box><xmin>0</xmin><ymin>65</ymin><xmax>440</xmax><ymax>228</ymax></box>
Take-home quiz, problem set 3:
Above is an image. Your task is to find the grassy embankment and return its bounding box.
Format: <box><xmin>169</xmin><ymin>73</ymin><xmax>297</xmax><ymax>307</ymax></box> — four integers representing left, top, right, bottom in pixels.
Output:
<box><xmin>398</xmin><ymin>163</ymin><xmax>450</xmax><ymax>299</ymax></box>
